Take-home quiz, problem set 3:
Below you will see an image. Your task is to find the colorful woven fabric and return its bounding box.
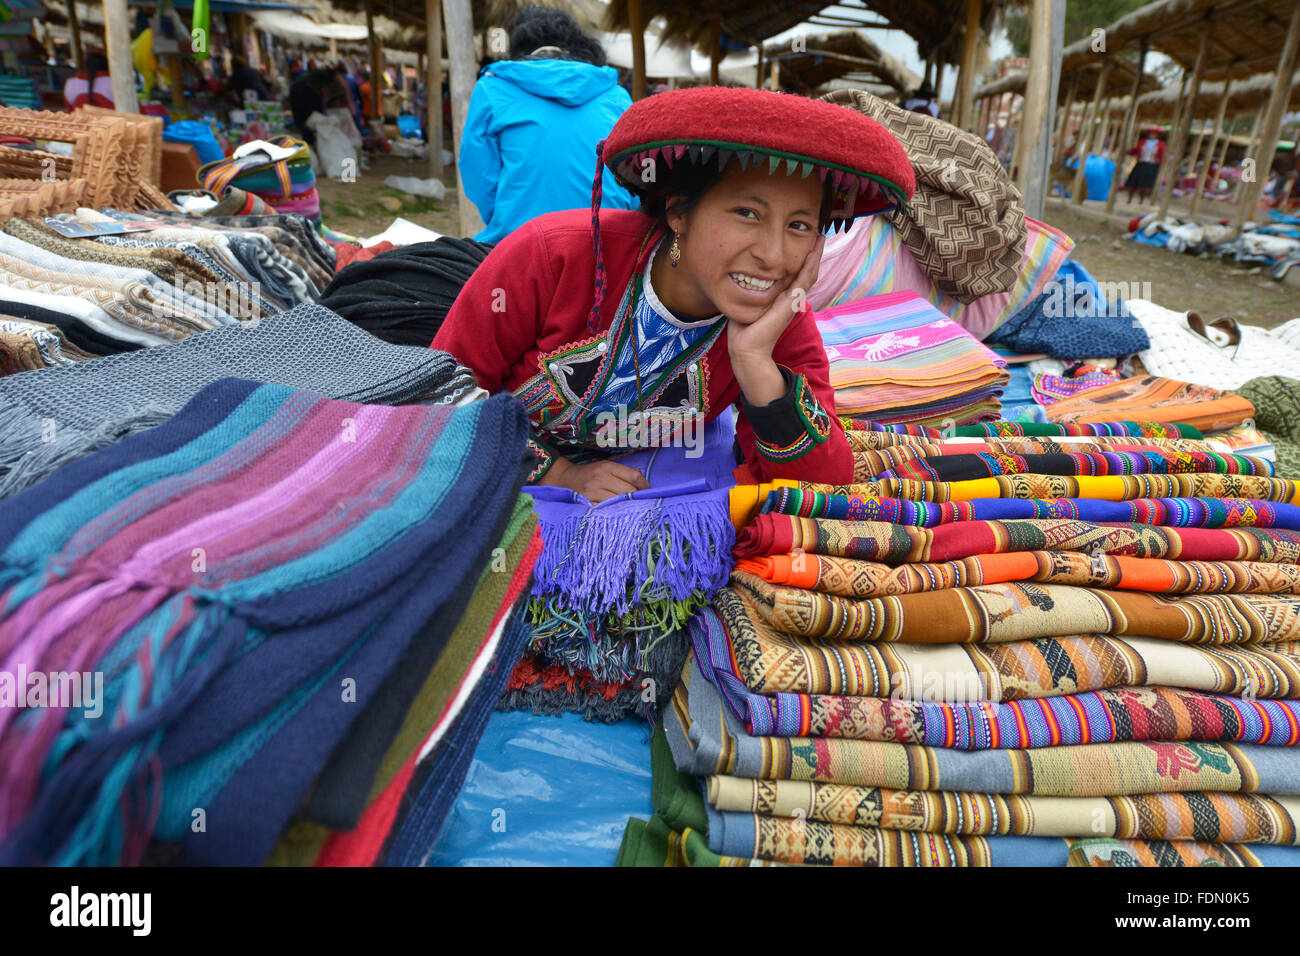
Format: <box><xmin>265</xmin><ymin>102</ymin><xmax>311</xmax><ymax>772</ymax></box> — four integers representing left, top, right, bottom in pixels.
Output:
<box><xmin>710</xmin><ymin>587</ymin><xmax>1300</xmax><ymax>700</ymax></box>
<box><xmin>1045</xmin><ymin>375</ymin><xmax>1255</xmax><ymax>433</ymax></box>
<box><xmin>707</xmin><ymin>776</ymin><xmax>1300</xmax><ymax>845</ymax></box>
<box><xmin>842</xmin><ymin>419</ymin><xmax>1204</xmax><ymax>439</ymax></box>
<box><xmin>736</xmin><ymin>514</ymin><xmax>1300</xmax><ymax>566</ymax></box>
<box><xmin>1032</xmin><ymin>368</ymin><xmax>1125</xmax><ymax>406</ymax></box>
<box><xmin>845</xmin><ymin>430</ymin><xmax>1213</xmax><ymax>454</ymax></box>
<box><xmin>665</xmin><ymin>653</ymin><xmax>1300</xmax><ymax>796</ymax></box>
<box><xmin>733</xmin><ymin>573</ymin><xmax>1300</xmax><ymax>646</ymax></box>
<box><xmin>707</xmin><ymin>813</ymin><xmax>1294</xmax><ymax>866</ymax></box>
<box><xmin>760</xmin><ymin>491</ymin><xmax>1300</xmax><ymax>531</ymax></box>
<box><xmin>815</xmin><ymin>291</ymin><xmax>1009</xmax><ymax>425</ymax></box>
<box><xmin>729</xmin><ymin>473</ymin><xmax>1300</xmax><ymax>528</ymax></box>
<box><xmin>882</xmin><ymin>449</ymin><xmax>1273</xmax><ymax>483</ymax></box>
<box><xmin>0</xmin><ymin>379</ymin><xmax>531</xmax><ymax>866</ymax></box>
<box><xmin>737</xmin><ymin>550</ymin><xmax>1300</xmax><ymax>598</ymax></box>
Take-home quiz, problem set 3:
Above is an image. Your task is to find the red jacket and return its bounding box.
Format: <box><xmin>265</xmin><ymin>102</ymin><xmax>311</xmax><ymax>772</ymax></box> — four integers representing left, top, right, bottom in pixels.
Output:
<box><xmin>432</xmin><ymin>208</ymin><xmax>853</xmax><ymax>484</ymax></box>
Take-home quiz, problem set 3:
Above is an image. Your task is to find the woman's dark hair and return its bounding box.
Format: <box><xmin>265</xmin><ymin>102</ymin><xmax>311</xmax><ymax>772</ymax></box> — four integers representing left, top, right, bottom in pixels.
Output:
<box><xmin>640</xmin><ymin>155</ymin><xmax>838</xmax><ymax>235</ymax></box>
<box><xmin>508</xmin><ymin>5</ymin><xmax>606</xmax><ymax>66</ymax></box>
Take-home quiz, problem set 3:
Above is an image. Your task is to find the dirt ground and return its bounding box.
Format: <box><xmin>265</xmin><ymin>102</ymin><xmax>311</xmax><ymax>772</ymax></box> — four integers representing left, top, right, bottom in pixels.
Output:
<box><xmin>315</xmin><ymin>156</ymin><xmax>1300</xmax><ymax>329</ymax></box>
<box><xmin>1042</xmin><ymin>200</ymin><xmax>1300</xmax><ymax>329</ymax></box>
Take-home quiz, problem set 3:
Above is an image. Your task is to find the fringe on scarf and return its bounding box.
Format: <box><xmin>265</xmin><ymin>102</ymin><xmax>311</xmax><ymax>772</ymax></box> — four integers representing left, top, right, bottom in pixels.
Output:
<box><xmin>526</xmin><ymin>595</ymin><xmax>699</xmax><ymax>684</ymax></box>
<box><xmin>531</xmin><ymin>494</ymin><xmax>735</xmax><ymax>616</ymax></box>
<box><xmin>0</xmin><ymin>406</ymin><xmax>176</xmax><ymax>499</ymax></box>
<box><xmin>497</xmin><ymin>650</ymin><xmax>682</xmax><ymax>724</ymax></box>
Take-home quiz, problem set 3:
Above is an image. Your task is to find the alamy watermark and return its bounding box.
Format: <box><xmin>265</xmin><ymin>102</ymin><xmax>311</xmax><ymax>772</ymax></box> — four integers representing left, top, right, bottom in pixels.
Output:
<box><xmin>592</xmin><ymin>406</ymin><xmax>706</xmax><ymax>458</ymax></box>
<box><xmin>1040</xmin><ymin>273</ymin><xmax>1151</xmax><ymax>319</ymax></box>
<box><xmin>151</xmin><ymin>280</ymin><xmax>263</xmax><ymax>324</ymax></box>
<box><xmin>0</xmin><ymin>666</ymin><xmax>103</xmax><ymax>718</ymax></box>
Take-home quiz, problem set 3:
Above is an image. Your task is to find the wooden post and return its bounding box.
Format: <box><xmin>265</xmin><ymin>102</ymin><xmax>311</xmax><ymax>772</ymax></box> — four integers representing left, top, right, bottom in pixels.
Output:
<box><xmin>330</xmin><ymin>37</ymin><xmax>340</xmax><ymax>63</ymax></box>
<box><xmin>770</xmin><ymin>58</ymin><xmax>779</xmax><ymax>92</ymax></box>
<box><xmin>1072</xmin><ymin>62</ymin><xmax>1111</xmax><ymax>204</ymax></box>
<box><xmin>1018</xmin><ymin>0</ymin><xmax>1065</xmax><ymax>219</ymax></box>
<box><xmin>1148</xmin><ymin>69</ymin><xmax>1188</xmax><ymax>208</ymax></box>
<box><xmin>934</xmin><ymin>60</ymin><xmax>945</xmax><ymax>105</ymax></box>
<box><xmin>923</xmin><ymin>55</ymin><xmax>933</xmax><ymax>88</ymax></box>
<box><xmin>365</xmin><ymin>0</ymin><xmax>383</xmax><ymax>121</ymax></box>
<box><xmin>755</xmin><ymin>45</ymin><xmax>763</xmax><ymax>90</ymax></box>
<box><xmin>1190</xmin><ymin>79</ymin><xmax>1232</xmax><ymax>216</ymax></box>
<box><xmin>1052</xmin><ymin>70</ymin><xmax>1079</xmax><ymax>166</ymax></box>
<box><xmin>710</xmin><ymin>19</ymin><xmax>721</xmax><ymax>86</ymax></box>
<box><xmin>955</xmin><ymin>0</ymin><xmax>982</xmax><ymax>130</ymax></box>
<box><xmin>1105</xmin><ymin>38</ymin><xmax>1147</xmax><ymax>214</ymax></box>
<box><xmin>102</xmin><ymin>0</ymin><xmax>138</xmax><ymax>114</ymax></box>
<box><xmin>1157</xmin><ymin>24</ymin><xmax>1210</xmax><ymax>218</ymax></box>
<box><xmin>1235</xmin><ymin>2</ymin><xmax>1300</xmax><ymax>232</ymax></box>
<box><xmin>426</xmin><ymin>0</ymin><xmax>444</xmax><ymax>179</ymax></box>
<box><xmin>629</xmin><ymin>0</ymin><xmax>647</xmax><ymax>99</ymax></box>
<box><xmin>444</xmin><ymin>0</ymin><xmax>484</xmax><ymax>235</ymax></box>
<box><xmin>67</xmin><ymin>0</ymin><xmax>84</xmax><ymax>71</ymax></box>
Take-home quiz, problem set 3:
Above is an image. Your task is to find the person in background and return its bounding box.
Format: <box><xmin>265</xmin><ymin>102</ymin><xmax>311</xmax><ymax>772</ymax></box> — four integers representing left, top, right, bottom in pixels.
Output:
<box><xmin>458</xmin><ymin>5</ymin><xmax>638</xmax><ymax>243</ymax></box>
<box><xmin>288</xmin><ymin>70</ymin><xmax>330</xmax><ymax>147</ymax></box>
<box><xmin>1122</xmin><ymin>126</ymin><xmax>1165</xmax><ymax>203</ymax></box>
<box><xmin>228</xmin><ymin>55</ymin><xmax>271</xmax><ymax>104</ymax></box>
<box><xmin>903</xmin><ymin>81</ymin><xmax>939</xmax><ymax>118</ymax></box>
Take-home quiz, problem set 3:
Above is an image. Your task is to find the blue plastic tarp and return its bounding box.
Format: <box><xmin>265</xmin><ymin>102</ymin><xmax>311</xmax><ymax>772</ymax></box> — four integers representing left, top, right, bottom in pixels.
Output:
<box><xmin>427</xmin><ymin>710</ymin><xmax>652</xmax><ymax>867</ymax></box>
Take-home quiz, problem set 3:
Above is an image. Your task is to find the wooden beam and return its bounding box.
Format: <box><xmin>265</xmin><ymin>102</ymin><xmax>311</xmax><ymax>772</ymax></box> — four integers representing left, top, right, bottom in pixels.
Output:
<box><xmin>629</xmin><ymin>0</ymin><xmax>646</xmax><ymax>100</ymax></box>
<box><xmin>1234</xmin><ymin>2</ymin><xmax>1300</xmax><ymax>232</ymax></box>
<box><xmin>1018</xmin><ymin>0</ymin><xmax>1065</xmax><ymax>219</ymax></box>
<box><xmin>1072</xmin><ymin>62</ymin><xmax>1110</xmax><ymax>205</ymax></box>
<box><xmin>444</xmin><ymin>0</ymin><xmax>484</xmax><ymax>236</ymax></box>
<box><xmin>1106</xmin><ymin>38</ymin><xmax>1147</xmax><ymax>214</ymax></box>
<box><xmin>955</xmin><ymin>0</ymin><xmax>982</xmax><ymax>131</ymax></box>
<box><xmin>710</xmin><ymin>19</ymin><xmax>721</xmax><ymax>86</ymax></box>
<box><xmin>770</xmin><ymin>57</ymin><xmax>779</xmax><ymax>92</ymax></box>
<box><xmin>755</xmin><ymin>45</ymin><xmax>764</xmax><ymax>89</ymax></box>
<box><xmin>1158</xmin><ymin>23</ymin><xmax>1210</xmax><ymax>219</ymax></box>
<box><xmin>426</xmin><ymin>0</ymin><xmax>444</xmax><ymax>180</ymax></box>
<box><xmin>102</xmin><ymin>0</ymin><xmax>137</xmax><ymax>114</ymax></box>
<box><xmin>67</xmin><ymin>0</ymin><xmax>84</xmax><ymax>71</ymax></box>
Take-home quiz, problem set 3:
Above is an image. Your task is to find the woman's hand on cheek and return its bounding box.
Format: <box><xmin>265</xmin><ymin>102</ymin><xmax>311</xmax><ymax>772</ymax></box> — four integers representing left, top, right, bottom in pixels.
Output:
<box><xmin>726</xmin><ymin>235</ymin><xmax>825</xmax><ymax>363</ymax></box>
<box><xmin>727</xmin><ymin>235</ymin><xmax>824</xmax><ymax>406</ymax></box>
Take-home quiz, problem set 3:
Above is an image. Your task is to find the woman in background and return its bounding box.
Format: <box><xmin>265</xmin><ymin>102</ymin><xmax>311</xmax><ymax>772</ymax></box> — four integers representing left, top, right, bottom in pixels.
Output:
<box><xmin>458</xmin><ymin>5</ymin><xmax>638</xmax><ymax>243</ymax></box>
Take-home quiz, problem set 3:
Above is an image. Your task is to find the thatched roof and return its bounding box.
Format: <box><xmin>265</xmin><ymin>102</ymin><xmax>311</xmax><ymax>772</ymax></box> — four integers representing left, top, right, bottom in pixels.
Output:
<box><xmin>1136</xmin><ymin>67</ymin><xmax>1300</xmax><ymax>118</ymax></box>
<box><xmin>847</xmin><ymin>0</ymin><xmax>1013</xmax><ymax>63</ymax></box>
<box><xmin>602</xmin><ymin>0</ymin><xmax>833</xmax><ymax>51</ymax></box>
<box><xmin>320</xmin><ymin>0</ymin><xmax>604</xmax><ymax>32</ymax></box>
<box><xmin>761</xmin><ymin>29</ymin><xmax>920</xmax><ymax>93</ymax></box>
<box><xmin>1081</xmin><ymin>0</ymin><xmax>1300</xmax><ymax>83</ymax></box>
<box><xmin>974</xmin><ymin>58</ymin><xmax>1161</xmax><ymax>103</ymax></box>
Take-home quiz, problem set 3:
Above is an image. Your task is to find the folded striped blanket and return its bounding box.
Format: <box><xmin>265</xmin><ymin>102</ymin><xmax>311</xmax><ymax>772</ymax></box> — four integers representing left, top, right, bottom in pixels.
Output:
<box><xmin>842</xmin><ymin>418</ymin><xmax>1203</xmax><ymax>440</ymax></box>
<box><xmin>0</xmin><ymin>379</ymin><xmax>530</xmax><ymax>865</ymax></box>
<box><xmin>882</xmin><ymin>450</ymin><xmax>1272</xmax><ymax>482</ymax></box>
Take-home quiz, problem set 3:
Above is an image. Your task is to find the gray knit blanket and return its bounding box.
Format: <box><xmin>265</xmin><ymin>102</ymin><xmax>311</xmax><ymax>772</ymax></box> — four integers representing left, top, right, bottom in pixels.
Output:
<box><xmin>0</xmin><ymin>302</ymin><xmax>483</xmax><ymax>498</ymax></box>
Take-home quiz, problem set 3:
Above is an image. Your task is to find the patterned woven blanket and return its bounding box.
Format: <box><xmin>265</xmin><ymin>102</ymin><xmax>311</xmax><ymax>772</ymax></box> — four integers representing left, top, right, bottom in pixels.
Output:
<box><xmin>882</xmin><ymin>450</ymin><xmax>1273</xmax><ymax>482</ymax></box>
<box><xmin>842</xmin><ymin>419</ymin><xmax>1203</xmax><ymax>440</ymax></box>
<box><xmin>760</xmin><ymin>492</ymin><xmax>1300</xmax><ymax>530</ymax></box>
<box><xmin>708</xmin><ymin>587</ymin><xmax>1300</xmax><ymax>701</ymax></box>
<box><xmin>0</xmin><ymin>379</ymin><xmax>530</xmax><ymax>865</ymax></box>
<box><xmin>737</xmin><ymin>550</ymin><xmax>1300</xmax><ymax>598</ymax></box>
<box><xmin>665</xmin><ymin>653</ymin><xmax>1300</xmax><ymax>796</ymax></box>
<box><xmin>732</xmin><ymin>573</ymin><xmax>1300</xmax><ymax>645</ymax></box>
<box><xmin>735</xmin><ymin>515</ymin><xmax>1300</xmax><ymax>566</ymax></box>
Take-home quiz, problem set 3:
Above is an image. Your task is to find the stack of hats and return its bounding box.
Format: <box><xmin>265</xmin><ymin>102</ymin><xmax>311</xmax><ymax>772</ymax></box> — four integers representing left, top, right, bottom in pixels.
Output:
<box><xmin>625</xmin><ymin>419</ymin><xmax>1300</xmax><ymax>867</ymax></box>
<box><xmin>817</xmin><ymin>290</ymin><xmax>1008</xmax><ymax>428</ymax></box>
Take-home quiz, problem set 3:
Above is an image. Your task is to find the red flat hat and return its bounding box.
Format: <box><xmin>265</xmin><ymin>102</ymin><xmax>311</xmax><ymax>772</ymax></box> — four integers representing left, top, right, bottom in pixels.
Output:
<box><xmin>603</xmin><ymin>86</ymin><xmax>915</xmax><ymax>225</ymax></box>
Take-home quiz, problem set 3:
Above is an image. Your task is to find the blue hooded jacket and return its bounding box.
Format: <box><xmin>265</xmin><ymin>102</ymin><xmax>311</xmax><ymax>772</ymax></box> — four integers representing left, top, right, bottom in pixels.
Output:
<box><xmin>459</xmin><ymin>58</ymin><xmax>639</xmax><ymax>243</ymax></box>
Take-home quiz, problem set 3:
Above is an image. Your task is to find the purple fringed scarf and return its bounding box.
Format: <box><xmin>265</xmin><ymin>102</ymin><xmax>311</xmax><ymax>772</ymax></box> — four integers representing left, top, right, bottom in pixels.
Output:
<box><xmin>524</xmin><ymin>414</ymin><xmax>737</xmax><ymax>682</ymax></box>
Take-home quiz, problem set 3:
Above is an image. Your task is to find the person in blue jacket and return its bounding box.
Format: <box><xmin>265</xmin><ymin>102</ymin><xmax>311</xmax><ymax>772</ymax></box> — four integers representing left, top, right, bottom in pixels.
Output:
<box><xmin>459</xmin><ymin>6</ymin><xmax>638</xmax><ymax>243</ymax></box>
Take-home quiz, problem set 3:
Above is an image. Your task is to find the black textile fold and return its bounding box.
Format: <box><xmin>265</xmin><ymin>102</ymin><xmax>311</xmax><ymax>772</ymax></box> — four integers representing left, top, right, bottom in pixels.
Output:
<box><xmin>317</xmin><ymin>237</ymin><xmax>493</xmax><ymax>346</ymax></box>
<box><xmin>0</xmin><ymin>299</ymin><xmax>144</xmax><ymax>356</ymax></box>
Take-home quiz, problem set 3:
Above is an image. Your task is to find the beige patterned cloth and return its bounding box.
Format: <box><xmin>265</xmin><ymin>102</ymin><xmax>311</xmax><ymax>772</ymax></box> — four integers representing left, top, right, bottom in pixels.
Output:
<box><xmin>822</xmin><ymin>89</ymin><xmax>1026</xmax><ymax>303</ymax></box>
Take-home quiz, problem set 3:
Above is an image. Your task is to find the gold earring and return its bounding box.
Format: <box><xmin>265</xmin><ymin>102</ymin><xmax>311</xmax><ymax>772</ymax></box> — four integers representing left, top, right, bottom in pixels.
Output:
<box><xmin>669</xmin><ymin>234</ymin><xmax>681</xmax><ymax>268</ymax></box>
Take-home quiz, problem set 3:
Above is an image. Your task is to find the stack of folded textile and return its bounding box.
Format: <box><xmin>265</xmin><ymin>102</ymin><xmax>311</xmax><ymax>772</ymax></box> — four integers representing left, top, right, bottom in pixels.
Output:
<box><xmin>0</xmin><ymin>208</ymin><xmax>333</xmax><ymax>368</ymax></box>
<box><xmin>627</xmin><ymin>419</ymin><xmax>1300</xmax><ymax>866</ymax></box>
<box><xmin>816</xmin><ymin>291</ymin><xmax>1009</xmax><ymax>427</ymax></box>
<box><xmin>0</xmin><ymin>377</ymin><xmax>537</xmax><ymax>866</ymax></box>
<box><xmin>499</xmin><ymin>418</ymin><xmax>737</xmax><ymax>723</ymax></box>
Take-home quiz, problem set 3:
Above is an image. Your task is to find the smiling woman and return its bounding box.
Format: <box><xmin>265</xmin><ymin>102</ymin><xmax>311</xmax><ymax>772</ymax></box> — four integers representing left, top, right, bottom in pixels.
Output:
<box><xmin>431</xmin><ymin>86</ymin><xmax>915</xmax><ymax>502</ymax></box>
